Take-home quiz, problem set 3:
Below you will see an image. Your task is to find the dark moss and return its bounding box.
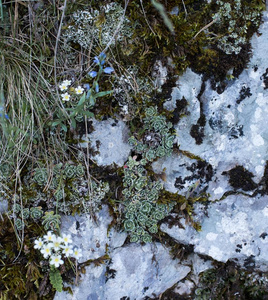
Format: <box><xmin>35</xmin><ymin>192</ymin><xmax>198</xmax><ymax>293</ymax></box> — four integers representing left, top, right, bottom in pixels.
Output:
<box><xmin>105</xmin><ymin>265</ymin><xmax>117</xmax><ymax>282</ymax></box>
<box><xmin>190</xmin><ymin>123</ymin><xmax>204</xmax><ymax>145</ymax></box>
<box><xmin>76</xmin><ymin>120</ymin><xmax>94</xmax><ymax>138</ymax></box>
<box><xmin>172</xmin><ymin>97</ymin><xmax>189</xmax><ymax>123</ymax></box>
<box><xmin>0</xmin><ymin>215</ymin><xmax>56</xmax><ymax>299</ymax></box>
<box><xmin>190</xmin><ymin>80</ymin><xmax>206</xmax><ymax>144</ymax></box>
<box><xmin>259</xmin><ymin>232</ymin><xmax>268</xmax><ymax>240</ymax></box>
<box><xmin>223</xmin><ymin>165</ymin><xmax>257</xmax><ymax>191</ymax></box>
<box><xmin>159</xmin><ymin>189</ymin><xmax>208</xmax><ymax>233</ymax></box>
<box><xmin>174</xmin><ymin>160</ymin><xmax>213</xmax><ymax>194</ymax></box>
<box><xmin>261</xmin><ymin>68</ymin><xmax>268</xmax><ymax>90</ymax></box>
<box><xmin>196</xmin><ymin>261</ymin><xmax>268</xmax><ymax>300</ymax></box>
<box><xmin>144</xmin><ymin>287</ymin><xmax>192</xmax><ymax>300</ymax></box>
<box><xmin>236</xmin><ymin>86</ymin><xmax>252</xmax><ymax>104</ymax></box>
<box><xmin>258</xmin><ymin>160</ymin><xmax>268</xmax><ymax>194</ymax></box>
<box><xmin>244</xmin><ymin>255</ymin><xmax>256</xmax><ymax>270</ymax></box>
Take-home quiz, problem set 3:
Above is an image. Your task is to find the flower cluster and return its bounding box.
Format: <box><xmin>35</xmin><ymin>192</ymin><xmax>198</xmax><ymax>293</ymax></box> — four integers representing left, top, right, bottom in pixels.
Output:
<box><xmin>89</xmin><ymin>52</ymin><xmax>114</xmax><ymax>76</ymax></box>
<box><xmin>34</xmin><ymin>231</ymin><xmax>82</xmax><ymax>268</ymax></box>
<box><xmin>88</xmin><ymin>52</ymin><xmax>114</xmax><ymax>93</ymax></box>
<box><xmin>58</xmin><ymin>53</ymin><xmax>114</xmax><ymax>101</ymax></box>
<box><xmin>59</xmin><ymin>80</ymin><xmax>84</xmax><ymax>102</ymax></box>
<box><xmin>55</xmin><ymin>53</ymin><xmax>114</xmax><ymax>128</ymax></box>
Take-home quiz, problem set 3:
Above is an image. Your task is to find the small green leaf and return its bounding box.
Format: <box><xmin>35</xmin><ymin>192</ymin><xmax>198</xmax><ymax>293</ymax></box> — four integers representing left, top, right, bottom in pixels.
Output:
<box><xmin>49</xmin><ymin>267</ymin><xmax>63</xmax><ymax>292</ymax></box>
<box><xmin>77</xmin><ymin>93</ymin><xmax>86</xmax><ymax>106</ymax></box>
<box><xmin>151</xmin><ymin>0</ymin><xmax>174</xmax><ymax>34</ymax></box>
<box><xmin>71</xmin><ymin>118</ymin><xmax>76</xmax><ymax>129</ymax></box>
<box><xmin>89</xmin><ymin>96</ymin><xmax>95</xmax><ymax>107</ymax></box>
<box><xmin>51</xmin><ymin>120</ymin><xmax>62</xmax><ymax>127</ymax></box>
<box><xmin>83</xmin><ymin>111</ymin><xmax>94</xmax><ymax>118</ymax></box>
<box><xmin>69</xmin><ymin>111</ymin><xmax>75</xmax><ymax>117</ymax></box>
<box><xmin>94</xmin><ymin>90</ymin><xmax>113</xmax><ymax>98</ymax></box>
<box><xmin>61</xmin><ymin>124</ymin><xmax>67</xmax><ymax>132</ymax></box>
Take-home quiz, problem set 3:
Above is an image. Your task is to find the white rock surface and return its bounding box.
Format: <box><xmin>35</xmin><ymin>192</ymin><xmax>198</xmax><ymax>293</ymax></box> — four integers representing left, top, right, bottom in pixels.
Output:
<box><xmin>80</xmin><ymin>118</ymin><xmax>131</xmax><ymax>167</ymax></box>
<box><xmin>167</xmin><ymin>12</ymin><xmax>268</xmax><ymax>200</ymax></box>
<box><xmin>161</xmin><ymin>195</ymin><xmax>268</xmax><ymax>270</ymax></box>
<box><xmin>104</xmin><ymin>244</ymin><xmax>191</xmax><ymax>299</ymax></box>
<box><xmin>55</xmin><ymin>207</ymin><xmax>191</xmax><ymax>300</ymax></box>
<box><xmin>157</xmin><ymin>11</ymin><xmax>268</xmax><ymax>270</ymax></box>
<box><xmin>55</xmin><ymin>10</ymin><xmax>268</xmax><ymax>300</ymax></box>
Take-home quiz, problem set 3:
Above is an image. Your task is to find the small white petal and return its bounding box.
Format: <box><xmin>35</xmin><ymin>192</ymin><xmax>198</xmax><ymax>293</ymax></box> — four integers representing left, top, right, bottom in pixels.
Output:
<box><xmin>59</xmin><ymin>84</ymin><xmax>68</xmax><ymax>91</ymax></box>
<box><xmin>73</xmin><ymin>247</ymin><xmax>82</xmax><ymax>260</ymax></box>
<box><xmin>61</xmin><ymin>93</ymin><xmax>70</xmax><ymax>101</ymax></box>
<box><xmin>62</xmin><ymin>80</ymin><xmax>71</xmax><ymax>86</ymax></box>
<box><xmin>50</xmin><ymin>255</ymin><xmax>64</xmax><ymax>268</ymax></box>
<box><xmin>75</xmin><ymin>86</ymin><xmax>84</xmax><ymax>95</ymax></box>
<box><xmin>62</xmin><ymin>233</ymin><xmax>73</xmax><ymax>245</ymax></box>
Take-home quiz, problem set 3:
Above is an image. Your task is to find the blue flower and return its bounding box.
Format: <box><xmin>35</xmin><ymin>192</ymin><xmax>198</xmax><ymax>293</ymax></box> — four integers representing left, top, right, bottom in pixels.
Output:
<box><xmin>0</xmin><ymin>113</ymin><xmax>9</xmax><ymax>119</ymax></box>
<box><xmin>99</xmin><ymin>52</ymin><xmax>106</xmax><ymax>65</ymax></box>
<box><xmin>0</xmin><ymin>106</ymin><xmax>9</xmax><ymax>119</ymax></box>
<box><xmin>93</xmin><ymin>52</ymin><xmax>106</xmax><ymax>66</ymax></box>
<box><xmin>103</xmin><ymin>67</ymin><xmax>114</xmax><ymax>74</ymax></box>
<box><xmin>88</xmin><ymin>71</ymin><xmax>97</xmax><ymax>78</ymax></box>
<box><xmin>93</xmin><ymin>56</ymin><xmax>100</xmax><ymax>65</ymax></box>
<box><xmin>83</xmin><ymin>83</ymin><xmax>90</xmax><ymax>91</ymax></box>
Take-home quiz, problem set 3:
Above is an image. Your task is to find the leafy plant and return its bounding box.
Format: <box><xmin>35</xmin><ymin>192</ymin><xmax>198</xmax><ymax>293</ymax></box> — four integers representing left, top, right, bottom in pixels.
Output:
<box><xmin>121</xmin><ymin>106</ymin><xmax>176</xmax><ymax>242</ymax></box>
<box><xmin>51</xmin><ymin>52</ymin><xmax>114</xmax><ymax>131</ymax></box>
<box><xmin>42</xmin><ymin>211</ymin><xmax>61</xmax><ymax>232</ymax></box>
<box><xmin>30</xmin><ymin>207</ymin><xmax>43</xmax><ymax>220</ymax></box>
<box><xmin>34</xmin><ymin>231</ymin><xmax>82</xmax><ymax>292</ymax></box>
<box><xmin>129</xmin><ymin>106</ymin><xmax>174</xmax><ymax>162</ymax></box>
<box><xmin>33</xmin><ymin>168</ymin><xmax>48</xmax><ymax>186</ymax></box>
<box><xmin>49</xmin><ymin>267</ymin><xmax>63</xmax><ymax>292</ymax></box>
<box><xmin>11</xmin><ymin>202</ymin><xmax>44</xmax><ymax>231</ymax></box>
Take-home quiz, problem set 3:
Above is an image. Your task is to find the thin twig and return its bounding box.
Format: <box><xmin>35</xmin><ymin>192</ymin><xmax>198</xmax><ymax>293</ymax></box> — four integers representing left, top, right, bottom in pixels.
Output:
<box><xmin>181</xmin><ymin>0</ymin><xmax>188</xmax><ymax>18</ymax></box>
<box><xmin>140</xmin><ymin>0</ymin><xmax>156</xmax><ymax>36</ymax></box>
<box><xmin>192</xmin><ymin>19</ymin><xmax>217</xmax><ymax>40</ymax></box>
<box><xmin>53</xmin><ymin>0</ymin><xmax>70</xmax><ymax>122</ymax></box>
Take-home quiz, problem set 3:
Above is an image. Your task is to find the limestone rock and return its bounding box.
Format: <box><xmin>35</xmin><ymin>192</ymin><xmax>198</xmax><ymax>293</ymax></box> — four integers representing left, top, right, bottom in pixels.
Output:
<box><xmin>80</xmin><ymin>118</ymin><xmax>131</xmax><ymax>167</ymax></box>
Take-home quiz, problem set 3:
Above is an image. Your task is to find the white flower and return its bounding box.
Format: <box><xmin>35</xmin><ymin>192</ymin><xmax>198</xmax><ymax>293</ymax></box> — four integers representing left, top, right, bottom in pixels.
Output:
<box><xmin>61</xmin><ymin>93</ymin><xmax>70</xmax><ymax>101</ymax></box>
<box><xmin>52</xmin><ymin>236</ymin><xmax>63</xmax><ymax>251</ymax></box>
<box><xmin>73</xmin><ymin>247</ymin><xmax>82</xmax><ymax>260</ymax></box>
<box><xmin>62</xmin><ymin>245</ymin><xmax>74</xmax><ymax>257</ymax></box>
<box><xmin>59</xmin><ymin>83</ymin><xmax>68</xmax><ymax>91</ymax></box>
<box><xmin>75</xmin><ymin>86</ymin><xmax>84</xmax><ymax>95</ymax></box>
<box><xmin>63</xmin><ymin>80</ymin><xmax>71</xmax><ymax>86</ymax></box>
<box><xmin>61</xmin><ymin>233</ymin><xmax>72</xmax><ymax>245</ymax></box>
<box><xmin>43</xmin><ymin>231</ymin><xmax>56</xmax><ymax>243</ymax></box>
<box><xmin>34</xmin><ymin>238</ymin><xmax>44</xmax><ymax>250</ymax></box>
<box><xmin>50</xmin><ymin>255</ymin><xmax>64</xmax><ymax>268</ymax></box>
<box><xmin>41</xmin><ymin>244</ymin><xmax>53</xmax><ymax>258</ymax></box>
<box><xmin>59</xmin><ymin>80</ymin><xmax>72</xmax><ymax>91</ymax></box>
